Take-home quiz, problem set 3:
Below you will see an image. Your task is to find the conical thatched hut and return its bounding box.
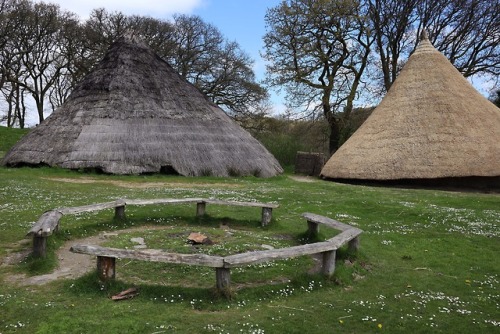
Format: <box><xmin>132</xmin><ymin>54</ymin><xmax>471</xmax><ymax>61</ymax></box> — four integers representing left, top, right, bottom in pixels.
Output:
<box><xmin>2</xmin><ymin>35</ymin><xmax>283</xmax><ymax>177</ymax></box>
<box><xmin>321</xmin><ymin>31</ymin><xmax>500</xmax><ymax>188</ymax></box>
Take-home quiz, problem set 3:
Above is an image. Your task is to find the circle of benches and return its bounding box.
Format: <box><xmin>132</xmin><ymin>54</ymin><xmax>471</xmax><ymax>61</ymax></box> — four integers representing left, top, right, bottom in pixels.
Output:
<box><xmin>27</xmin><ymin>198</ymin><xmax>362</xmax><ymax>297</ymax></box>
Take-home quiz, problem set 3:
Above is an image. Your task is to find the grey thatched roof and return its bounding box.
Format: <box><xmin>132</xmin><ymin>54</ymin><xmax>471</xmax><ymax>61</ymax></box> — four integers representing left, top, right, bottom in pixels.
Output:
<box><xmin>321</xmin><ymin>32</ymin><xmax>500</xmax><ymax>183</ymax></box>
<box><xmin>2</xmin><ymin>35</ymin><xmax>283</xmax><ymax>177</ymax></box>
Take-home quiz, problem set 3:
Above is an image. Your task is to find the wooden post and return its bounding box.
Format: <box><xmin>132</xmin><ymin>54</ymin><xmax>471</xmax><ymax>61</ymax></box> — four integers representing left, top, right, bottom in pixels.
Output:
<box><xmin>321</xmin><ymin>250</ymin><xmax>336</xmax><ymax>276</ymax></box>
<box><xmin>196</xmin><ymin>201</ymin><xmax>206</xmax><ymax>216</ymax></box>
<box><xmin>215</xmin><ymin>268</ymin><xmax>231</xmax><ymax>295</ymax></box>
<box><xmin>348</xmin><ymin>236</ymin><xmax>359</xmax><ymax>252</ymax></box>
<box><xmin>97</xmin><ymin>256</ymin><xmax>115</xmax><ymax>281</ymax></box>
<box><xmin>114</xmin><ymin>205</ymin><xmax>126</xmax><ymax>219</ymax></box>
<box><xmin>307</xmin><ymin>220</ymin><xmax>319</xmax><ymax>238</ymax></box>
<box><xmin>33</xmin><ymin>236</ymin><xmax>47</xmax><ymax>258</ymax></box>
<box><xmin>261</xmin><ymin>207</ymin><xmax>273</xmax><ymax>226</ymax></box>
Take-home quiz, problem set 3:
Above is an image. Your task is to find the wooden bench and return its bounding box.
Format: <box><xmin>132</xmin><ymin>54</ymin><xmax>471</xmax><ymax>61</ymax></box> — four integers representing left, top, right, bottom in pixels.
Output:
<box><xmin>125</xmin><ymin>198</ymin><xmax>278</xmax><ymax>226</ymax></box>
<box><xmin>27</xmin><ymin>200</ymin><xmax>126</xmax><ymax>257</ymax></box>
<box><xmin>195</xmin><ymin>199</ymin><xmax>278</xmax><ymax>226</ymax></box>
<box><xmin>27</xmin><ymin>198</ymin><xmax>278</xmax><ymax>257</ymax></box>
<box><xmin>70</xmin><ymin>212</ymin><xmax>362</xmax><ymax>297</ymax></box>
<box><xmin>302</xmin><ymin>212</ymin><xmax>362</xmax><ymax>253</ymax></box>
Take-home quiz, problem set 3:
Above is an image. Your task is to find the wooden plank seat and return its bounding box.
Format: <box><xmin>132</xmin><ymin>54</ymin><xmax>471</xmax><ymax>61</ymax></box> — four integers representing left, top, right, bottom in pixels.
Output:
<box><xmin>26</xmin><ymin>200</ymin><xmax>127</xmax><ymax>257</ymax></box>
<box><xmin>27</xmin><ymin>210</ymin><xmax>63</xmax><ymax>257</ymax></box>
<box><xmin>70</xmin><ymin>212</ymin><xmax>362</xmax><ymax>298</ymax></box>
<box><xmin>27</xmin><ymin>198</ymin><xmax>279</xmax><ymax>257</ymax></box>
<box><xmin>302</xmin><ymin>212</ymin><xmax>362</xmax><ymax>253</ymax></box>
<box><xmin>195</xmin><ymin>199</ymin><xmax>279</xmax><ymax>226</ymax></box>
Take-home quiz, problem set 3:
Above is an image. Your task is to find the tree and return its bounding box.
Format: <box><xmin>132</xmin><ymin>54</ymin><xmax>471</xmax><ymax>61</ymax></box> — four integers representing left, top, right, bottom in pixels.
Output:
<box><xmin>369</xmin><ymin>0</ymin><xmax>500</xmax><ymax>93</ymax></box>
<box><xmin>0</xmin><ymin>0</ymin><xmax>11</xmax><ymax>91</ymax></box>
<box><xmin>127</xmin><ymin>14</ymin><xmax>176</xmax><ymax>57</ymax></box>
<box><xmin>48</xmin><ymin>17</ymin><xmax>85</xmax><ymax>110</ymax></box>
<box><xmin>0</xmin><ymin>0</ymin><xmax>21</xmax><ymax>126</ymax></box>
<box><xmin>2</xmin><ymin>0</ymin><xmax>77</xmax><ymax>124</ymax></box>
<box><xmin>167</xmin><ymin>14</ymin><xmax>223</xmax><ymax>80</ymax></box>
<box><xmin>367</xmin><ymin>0</ymin><xmax>418</xmax><ymax>92</ymax></box>
<box><xmin>168</xmin><ymin>14</ymin><xmax>267</xmax><ymax>115</ymax></box>
<box><xmin>0</xmin><ymin>57</ymin><xmax>28</xmax><ymax>127</ymax></box>
<box><xmin>418</xmin><ymin>0</ymin><xmax>499</xmax><ymax>78</ymax></box>
<box><xmin>263</xmin><ymin>0</ymin><xmax>373</xmax><ymax>153</ymax></box>
<box><xmin>74</xmin><ymin>8</ymin><xmax>132</xmax><ymax>79</ymax></box>
<box><xmin>492</xmin><ymin>90</ymin><xmax>500</xmax><ymax>108</ymax></box>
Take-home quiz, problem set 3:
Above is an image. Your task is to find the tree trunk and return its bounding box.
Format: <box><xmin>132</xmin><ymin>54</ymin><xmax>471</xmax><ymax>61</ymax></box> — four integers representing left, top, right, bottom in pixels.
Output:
<box><xmin>18</xmin><ymin>91</ymin><xmax>26</xmax><ymax>129</ymax></box>
<box><xmin>323</xmin><ymin>95</ymin><xmax>342</xmax><ymax>155</ymax></box>
<box><xmin>6</xmin><ymin>89</ymin><xmax>14</xmax><ymax>127</ymax></box>
<box><xmin>328</xmin><ymin>117</ymin><xmax>341</xmax><ymax>155</ymax></box>
<box><xmin>35</xmin><ymin>97</ymin><xmax>44</xmax><ymax>124</ymax></box>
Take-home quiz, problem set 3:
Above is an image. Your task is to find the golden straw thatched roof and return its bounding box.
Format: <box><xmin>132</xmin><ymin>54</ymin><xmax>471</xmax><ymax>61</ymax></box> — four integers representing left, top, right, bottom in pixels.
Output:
<box><xmin>321</xmin><ymin>32</ymin><xmax>500</xmax><ymax>185</ymax></box>
<box><xmin>2</xmin><ymin>34</ymin><xmax>283</xmax><ymax>177</ymax></box>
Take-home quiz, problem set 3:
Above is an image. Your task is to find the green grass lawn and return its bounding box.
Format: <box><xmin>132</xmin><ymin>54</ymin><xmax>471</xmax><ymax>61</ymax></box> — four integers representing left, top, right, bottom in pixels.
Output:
<box><xmin>0</xmin><ymin>127</ymin><xmax>498</xmax><ymax>333</ymax></box>
<box><xmin>0</xmin><ymin>165</ymin><xmax>498</xmax><ymax>333</ymax></box>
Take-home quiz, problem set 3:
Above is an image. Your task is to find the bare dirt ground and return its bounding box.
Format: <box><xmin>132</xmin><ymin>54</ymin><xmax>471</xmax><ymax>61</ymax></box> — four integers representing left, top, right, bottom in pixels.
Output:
<box><xmin>288</xmin><ymin>175</ymin><xmax>321</xmax><ymax>183</ymax></box>
<box><xmin>42</xmin><ymin>177</ymin><xmax>242</xmax><ymax>189</ymax></box>
<box><xmin>45</xmin><ymin>175</ymin><xmax>319</xmax><ymax>187</ymax></box>
<box><xmin>2</xmin><ymin>226</ymin><xmax>168</xmax><ymax>286</ymax></box>
<box><xmin>3</xmin><ymin>235</ymin><xmax>103</xmax><ymax>286</ymax></box>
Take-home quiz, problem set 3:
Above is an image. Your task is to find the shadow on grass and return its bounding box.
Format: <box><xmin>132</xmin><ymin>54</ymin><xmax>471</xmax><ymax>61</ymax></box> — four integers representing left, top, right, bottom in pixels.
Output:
<box><xmin>63</xmin><ymin>211</ymin><xmax>266</xmax><ymax>236</ymax></box>
<box><xmin>64</xmin><ymin>250</ymin><xmax>369</xmax><ymax>309</ymax></box>
<box><xmin>66</xmin><ymin>271</ymin><xmax>341</xmax><ymax>310</ymax></box>
<box><xmin>17</xmin><ymin>237</ymin><xmax>64</xmax><ymax>276</ymax></box>
<box><xmin>67</xmin><ymin>271</ymin><xmax>224</xmax><ymax>307</ymax></box>
<box><xmin>296</xmin><ymin>229</ymin><xmax>341</xmax><ymax>244</ymax></box>
<box><xmin>331</xmin><ymin>247</ymin><xmax>371</xmax><ymax>287</ymax></box>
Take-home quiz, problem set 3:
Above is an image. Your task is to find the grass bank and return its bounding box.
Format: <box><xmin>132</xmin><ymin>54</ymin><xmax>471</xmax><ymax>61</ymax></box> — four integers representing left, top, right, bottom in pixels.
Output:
<box><xmin>0</xmin><ymin>126</ymin><xmax>29</xmax><ymax>159</ymax></box>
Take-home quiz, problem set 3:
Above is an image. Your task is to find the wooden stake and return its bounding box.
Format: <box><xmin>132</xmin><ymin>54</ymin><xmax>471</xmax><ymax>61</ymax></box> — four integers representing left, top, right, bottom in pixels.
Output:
<box><xmin>321</xmin><ymin>250</ymin><xmax>336</xmax><ymax>276</ymax></box>
<box><xmin>33</xmin><ymin>236</ymin><xmax>47</xmax><ymax>258</ymax></box>
<box><xmin>97</xmin><ymin>256</ymin><xmax>115</xmax><ymax>281</ymax></box>
<box><xmin>196</xmin><ymin>202</ymin><xmax>206</xmax><ymax>216</ymax></box>
<box><xmin>261</xmin><ymin>207</ymin><xmax>273</xmax><ymax>226</ymax></box>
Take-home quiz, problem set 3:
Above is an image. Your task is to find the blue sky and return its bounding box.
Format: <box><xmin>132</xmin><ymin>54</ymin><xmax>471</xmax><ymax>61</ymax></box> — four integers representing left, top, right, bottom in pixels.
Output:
<box><xmin>192</xmin><ymin>1</ymin><xmax>282</xmax><ymax>79</ymax></box>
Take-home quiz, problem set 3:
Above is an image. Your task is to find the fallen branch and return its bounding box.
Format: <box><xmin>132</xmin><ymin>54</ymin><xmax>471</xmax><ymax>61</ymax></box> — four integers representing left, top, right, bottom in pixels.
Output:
<box><xmin>111</xmin><ymin>287</ymin><xmax>139</xmax><ymax>301</ymax></box>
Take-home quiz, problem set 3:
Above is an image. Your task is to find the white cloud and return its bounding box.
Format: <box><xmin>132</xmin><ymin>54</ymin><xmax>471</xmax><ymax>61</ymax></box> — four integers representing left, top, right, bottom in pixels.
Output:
<box><xmin>36</xmin><ymin>0</ymin><xmax>206</xmax><ymax>19</ymax></box>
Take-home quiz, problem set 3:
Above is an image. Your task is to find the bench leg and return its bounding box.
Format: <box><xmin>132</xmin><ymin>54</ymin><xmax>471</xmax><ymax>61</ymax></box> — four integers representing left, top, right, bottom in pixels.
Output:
<box><xmin>97</xmin><ymin>256</ymin><xmax>115</xmax><ymax>281</ymax></box>
<box><xmin>114</xmin><ymin>205</ymin><xmax>126</xmax><ymax>219</ymax></box>
<box><xmin>261</xmin><ymin>207</ymin><xmax>273</xmax><ymax>226</ymax></box>
<box><xmin>215</xmin><ymin>268</ymin><xmax>231</xmax><ymax>297</ymax></box>
<box><xmin>33</xmin><ymin>236</ymin><xmax>47</xmax><ymax>258</ymax></box>
<box><xmin>321</xmin><ymin>250</ymin><xmax>336</xmax><ymax>276</ymax></box>
<box><xmin>196</xmin><ymin>202</ymin><xmax>206</xmax><ymax>216</ymax></box>
<box><xmin>348</xmin><ymin>236</ymin><xmax>360</xmax><ymax>253</ymax></box>
<box><xmin>307</xmin><ymin>220</ymin><xmax>319</xmax><ymax>238</ymax></box>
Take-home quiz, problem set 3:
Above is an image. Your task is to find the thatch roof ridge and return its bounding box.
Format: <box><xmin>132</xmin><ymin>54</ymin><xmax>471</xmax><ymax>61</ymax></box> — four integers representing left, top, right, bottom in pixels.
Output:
<box><xmin>419</xmin><ymin>29</ymin><xmax>429</xmax><ymax>42</ymax></box>
<box><xmin>2</xmin><ymin>37</ymin><xmax>283</xmax><ymax>177</ymax></box>
<box><xmin>320</xmin><ymin>32</ymin><xmax>500</xmax><ymax>184</ymax></box>
<box><xmin>119</xmin><ymin>31</ymin><xmax>150</xmax><ymax>48</ymax></box>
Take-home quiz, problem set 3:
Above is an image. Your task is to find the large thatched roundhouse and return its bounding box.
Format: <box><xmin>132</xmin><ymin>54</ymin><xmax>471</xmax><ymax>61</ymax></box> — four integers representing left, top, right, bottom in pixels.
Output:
<box><xmin>321</xmin><ymin>31</ymin><xmax>500</xmax><ymax>188</ymax></box>
<box><xmin>2</xmin><ymin>35</ymin><xmax>283</xmax><ymax>177</ymax></box>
